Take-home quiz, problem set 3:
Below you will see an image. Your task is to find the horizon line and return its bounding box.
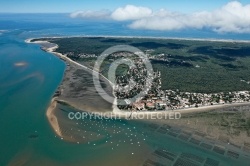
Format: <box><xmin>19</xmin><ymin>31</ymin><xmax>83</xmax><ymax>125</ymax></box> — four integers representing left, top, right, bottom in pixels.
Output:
<box><xmin>0</xmin><ymin>12</ymin><xmax>71</xmax><ymax>14</ymax></box>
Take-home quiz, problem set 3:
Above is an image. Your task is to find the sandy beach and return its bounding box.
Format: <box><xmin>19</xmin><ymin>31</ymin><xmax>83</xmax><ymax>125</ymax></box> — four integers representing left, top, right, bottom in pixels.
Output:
<box><xmin>26</xmin><ymin>37</ymin><xmax>250</xmax><ymax>117</ymax></box>
<box><xmin>26</xmin><ymin>38</ymin><xmax>115</xmax><ymax>111</ymax></box>
<box><xmin>25</xmin><ymin>35</ymin><xmax>250</xmax><ymax>44</ymax></box>
<box><xmin>46</xmin><ymin>97</ymin><xmax>63</xmax><ymax>137</ymax></box>
<box><xmin>26</xmin><ymin>37</ymin><xmax>250</xmax><ymax>147</ymax></box>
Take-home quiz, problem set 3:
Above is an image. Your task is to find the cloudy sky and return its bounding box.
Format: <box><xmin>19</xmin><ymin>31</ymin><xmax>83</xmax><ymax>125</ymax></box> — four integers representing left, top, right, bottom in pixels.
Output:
<box><xmin>1</xmin><ymin>0</ymin><xmax>250</xmax><ymax>33</ymax></box>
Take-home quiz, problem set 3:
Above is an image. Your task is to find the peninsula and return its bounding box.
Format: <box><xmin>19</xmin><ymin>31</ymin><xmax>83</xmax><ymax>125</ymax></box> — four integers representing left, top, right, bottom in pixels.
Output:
<box><xmin>26</xmin><ymin>37</ymin><xmax>250</xmax><ymax>152</ymax></box>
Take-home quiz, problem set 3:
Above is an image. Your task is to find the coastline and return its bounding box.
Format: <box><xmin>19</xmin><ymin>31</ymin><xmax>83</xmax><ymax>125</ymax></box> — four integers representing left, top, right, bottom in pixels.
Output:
<box><xmin>26</xmin><ymin>38</ymin><xmax>116</xmax><ymax>110</ymax></box>
<box><xmin>45</xmin><ymin>97</ymin><xmax>63</xmax><ymax>137</ymax></box>
<box><xmin>25</xmin><ymin>34</ymin><xmax>250</xmax><ymax>44</ymax></box>
<box><xmin>26</xmin><ymin>37</ymin><xmax>250</xmax><ymax>117</ymax></box>
<box><xmin>26</xmin><ymin>38</ymin><xmax>114</xmax><ymax>86</ymax></box>
<box><xmin>26</xmin><ymin>37</ymin><xmax>250</xmax><ymax>148</ymax></box>
<box><xmin>113</xmin><ymin>101</ymin><xmax>250</xmax><ymax>118</ymax></box>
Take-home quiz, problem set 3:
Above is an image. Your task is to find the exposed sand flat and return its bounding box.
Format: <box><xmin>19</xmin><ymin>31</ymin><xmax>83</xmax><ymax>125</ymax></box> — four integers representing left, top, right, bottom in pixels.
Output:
<box><xmin>14</xmin><ymin>62</ymin><xmax>28</xmax><ymax>67</ymax></box>
<box><xmin>56</xmin><ymin>60</ymin><xmax>114</xmax><ymax>113</ymax></box>
<box><xmin>27</xmin><ymin>38</ymin><xmax>114</xmax><ymax>113</ymax></box>
<box><xmin>46</xmin><ymin>97</ymin><xmax>62</xmax><ymax>137</ymax></box>
<box><xmin>26</xmin><ymin>38</ymin><xmax>250</xmax><ymax>147</ymax></box>
<box><xmin>27</xmin><ymin>37</ymin><xmax>250</xmax><ymax>116</ymax></box>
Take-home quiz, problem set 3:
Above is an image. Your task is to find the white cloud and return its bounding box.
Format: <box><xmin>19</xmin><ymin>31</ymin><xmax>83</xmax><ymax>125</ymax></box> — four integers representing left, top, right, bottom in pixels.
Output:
<box><xmin>111</xmin><ymin>5</ymin><xmax>152</xmax><ymax>21</ymax></box>
<box><xmin>70</xmin><ymin>1</ymin><xmax>250</xmax><ymax>33</ymax></box>
<box><xmin>128</xmin><ymin>1</ymin><xmax>250</xmax><ymax>33</ymax></box>
<box><xmin>70</xmin><ymin>10</ymin><xmax>111</xmax><ymax>19</ymax></box>
<box><xmin>208</xmin><ymin>1</ymin><xmax>250</xmax><ymax>33</ymax></box>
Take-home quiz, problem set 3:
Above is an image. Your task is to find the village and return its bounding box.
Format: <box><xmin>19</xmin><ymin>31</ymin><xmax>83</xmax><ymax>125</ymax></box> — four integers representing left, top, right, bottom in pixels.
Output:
<box><xmin>129</xmin><ymin>89</ymin><xmax>250</xmax><ymax>111</ymax></box>
<box><xmin>64</xmin><ymin>51</ymin><xmax>250</xmax><ymax>112</ymax></box>
<box><xmin>111</xmin><ymin>52</ymin><xmax>250</xmax><ymax>111</ymax></box>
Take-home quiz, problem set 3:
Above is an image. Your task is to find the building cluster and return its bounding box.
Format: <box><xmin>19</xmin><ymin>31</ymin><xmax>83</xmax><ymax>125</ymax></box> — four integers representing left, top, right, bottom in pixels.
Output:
<box><xmin>66</xmin><ymin>52</ymin><xmax>97</xmax><ymax>59</ymax></box>
<box><xmin>66</xmin><ymin>50</ymin><xmax>250</xmax><ymax>111</ymax></box>
<box><xmin>112</xmin><ymin>52</ymin><xmax>250</xmax><ymax>111</ymax></box>
<box><xmin>148</xmin><ymin>52</ymin><xmax>169</xmax><ymax>62</ymax></box>
<box><xmin>129</xmin><ymin>90</ymin><xmax>250</xmax><ymax>111</ymax></box>
<box><xmin>240</xmin><ymin>79</ymin><xmax>250</xmax><ymax>84</ymax></box>
<box><xmin>113</xmin><ymin>54</ymin><xmax>159</xmax><ymax>110</ymax></box>
<box><xmin>147</xmin><ymin>52</ymin><xmax>193</xmax><ymax>67</ymax></box>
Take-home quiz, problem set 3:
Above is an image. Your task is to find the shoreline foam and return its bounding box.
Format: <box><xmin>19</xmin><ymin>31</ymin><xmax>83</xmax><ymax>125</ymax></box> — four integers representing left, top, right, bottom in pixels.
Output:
<box><xmin>25</xmin><ymin>35</ymin><xmax>250</xmax><ymax>44</ymax></box>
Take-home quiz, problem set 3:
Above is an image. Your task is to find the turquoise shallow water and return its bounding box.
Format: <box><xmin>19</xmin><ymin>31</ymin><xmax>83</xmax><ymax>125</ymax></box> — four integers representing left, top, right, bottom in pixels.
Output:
<box><xmin>0</xmin><ymin>30</ymin><xmax>65</xmax><ymax>165</ymax></box>
<box><xmin>1</xmin><ymin>14</ymin><xmax>250</xmax><ymax>165</ymax></box>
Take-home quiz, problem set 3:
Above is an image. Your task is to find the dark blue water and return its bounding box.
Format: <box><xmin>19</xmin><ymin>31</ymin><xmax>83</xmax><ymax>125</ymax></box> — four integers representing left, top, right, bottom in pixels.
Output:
<box><xmin>1</xmin><ymin>13</ymin><xmax>250</xmax><ymax>40</ymax></box>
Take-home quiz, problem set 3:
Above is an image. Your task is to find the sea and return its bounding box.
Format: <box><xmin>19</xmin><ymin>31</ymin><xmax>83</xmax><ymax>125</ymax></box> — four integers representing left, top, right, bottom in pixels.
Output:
<box><xmin>0</xmin><ymin>13</ymin><xmax>250</xmax><ymax>166</ymax></box>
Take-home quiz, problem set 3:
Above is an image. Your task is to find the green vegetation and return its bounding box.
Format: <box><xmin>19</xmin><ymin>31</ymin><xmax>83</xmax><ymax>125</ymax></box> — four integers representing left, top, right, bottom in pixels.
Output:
<box><xmin>182</xmin><ymin>107</ymin><xmax>250</xmax><ymax>137</ymax></box>
<box><xmin>247</xmin><ymin>118</ymin><xmax>250</xmax><ymax>128</ymax></box>
<box><xmin>36</xmin><ymin>37</ymin><xmax>250</xmax><ymax>93</ymax></box>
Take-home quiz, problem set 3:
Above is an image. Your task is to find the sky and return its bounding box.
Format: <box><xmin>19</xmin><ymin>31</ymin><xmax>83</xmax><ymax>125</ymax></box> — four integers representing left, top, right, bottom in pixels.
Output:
<box><xmin>0</xmin><ymin>0</ymin><xmax>249</xmax><ymax>13</ymax></box>
<box><xmin>1</xmin><ymin>0</ymin><xmax>250</xmax><ymax>34</ymax></box>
